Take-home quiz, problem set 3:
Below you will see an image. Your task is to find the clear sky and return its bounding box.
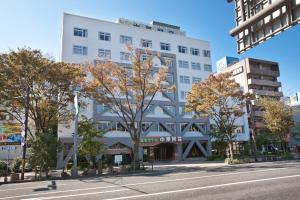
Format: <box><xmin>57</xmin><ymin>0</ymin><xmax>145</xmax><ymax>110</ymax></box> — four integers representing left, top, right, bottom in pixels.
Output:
<box><xmin>1</xmin><ymin>0</ymin><xmax>299</xmax><ymax>96</ymax></box>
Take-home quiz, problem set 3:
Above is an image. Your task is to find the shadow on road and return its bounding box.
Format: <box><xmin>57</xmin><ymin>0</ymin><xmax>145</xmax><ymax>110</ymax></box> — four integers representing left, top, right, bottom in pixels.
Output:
<box><xmin>33</xmin><ymin>180</ymin><xmax>57</xmax><ymax>192</ymax></box>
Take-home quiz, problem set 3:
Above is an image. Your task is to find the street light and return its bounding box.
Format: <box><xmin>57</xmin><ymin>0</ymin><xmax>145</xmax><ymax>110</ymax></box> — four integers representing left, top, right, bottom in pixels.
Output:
<box><xmin>247</xmin><ymin>95</ymin><xmax>260</xmax><ymax>162</ymax></box>
<box><xmin>21</xmin><ymin>85</ymin><xmax>30</xmax><ymax>180</ymax></box>
<box><xmin>71</xmin><ymin>93</ymin><xmax>79</xmax><ymax>177</ymax></box>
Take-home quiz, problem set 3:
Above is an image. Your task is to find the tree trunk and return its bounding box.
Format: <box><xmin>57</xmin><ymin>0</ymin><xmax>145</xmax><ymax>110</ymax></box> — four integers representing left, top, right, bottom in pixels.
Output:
<box><xmin>97</xmin><ymin>159</ymin><xmax>102</xmax><ymax>175</ymax></box>
<box><xmin>133</xmin><ymin>141</ymin><xmax>140</xmax><ymax>171</ymax></box>
<box><xmin>228</xmin><ymin>141</ymin><xmax>234</xmax><ymax>161</ymax></box>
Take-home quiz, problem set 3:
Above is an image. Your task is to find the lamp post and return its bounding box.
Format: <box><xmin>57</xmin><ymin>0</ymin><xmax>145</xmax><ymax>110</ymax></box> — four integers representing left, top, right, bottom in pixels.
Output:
<box><xmin>21</xmin><ymin>85</ymin><xmax>30</xmax><ymax>180</ymax></box>
<box><xmin>247</xmin><ymin>97</ymin><xmax>258</xmax><ymax>162</ymax></box>
<box><xmin>71</xmin><ymin>93</ymin><xmax>79</xmax><ymax>177</ymax></box>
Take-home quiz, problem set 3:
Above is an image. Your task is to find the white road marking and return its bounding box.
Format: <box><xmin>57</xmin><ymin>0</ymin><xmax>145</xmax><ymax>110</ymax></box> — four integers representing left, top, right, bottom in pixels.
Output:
<box><xmin>103</xmin><ymin>174</ymin><xmax>300</xmax><ymax>200</ymax></box>
<box><xmin>21</xmin><ymin>188</ymin><xmax>129</xmax><ymax>200</ymax></box>
<box><xmin>0</xmin><ymin>167</ymin><xmax>292</xmax><ymax>200</ymax></box>
<box><xmin>0</xmin><ymin>184</ymin><xmax>66</xmax><ymax>192</ymax></box>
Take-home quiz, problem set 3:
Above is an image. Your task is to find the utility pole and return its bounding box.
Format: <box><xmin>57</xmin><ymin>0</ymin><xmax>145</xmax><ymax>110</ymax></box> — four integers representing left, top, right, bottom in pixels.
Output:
<box><xmin>72</xmin><ymin>93</ymin><xmax>79</xmax><ymax>177</ymax></box>
<box><xmin>248</xmin><ymin>97</ymin><xmax>258</xmax><ymax>162</ymax></box>
<box><xmin>21</xmin><ymin>85</ymin><xmax>30</xmax><ymax>180</ymax></box>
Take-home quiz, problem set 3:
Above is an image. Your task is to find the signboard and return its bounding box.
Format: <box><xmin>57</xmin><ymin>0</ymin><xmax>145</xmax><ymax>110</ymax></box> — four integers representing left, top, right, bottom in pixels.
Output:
<box><xmin>229</xmin><ymin>0</ymin><xmax>300</xmax><ymax>54</ymax></box>
<box><xmin>0</xmin><ymin>124</ymin><xmax>22</xmax><ymax>144</ymax></box>
<box><xmin>114</xmin><ymin>154</ymin><xmax>123</xmax><ymax>164</ymax></box>
<box><xmin>140</xmin><ymin>136</ymin><xmax>182</xmax><ymax>143</ymax></box>
<box><xmin>0</xmin><ymin>134</ymin><xmax>22</xmax><ymax>143</ymax></box>
<box><xmin>0</xmin><ymin>146</ymin><xmax>17</xmax><ymax>151</ymax></box>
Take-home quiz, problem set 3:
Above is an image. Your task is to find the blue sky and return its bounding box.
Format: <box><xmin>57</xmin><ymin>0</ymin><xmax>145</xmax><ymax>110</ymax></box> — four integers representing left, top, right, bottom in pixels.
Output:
<box><xmin>1</xmin><ymin>0</ymin><xmax>299</xmax><ymax>96</ymax></box>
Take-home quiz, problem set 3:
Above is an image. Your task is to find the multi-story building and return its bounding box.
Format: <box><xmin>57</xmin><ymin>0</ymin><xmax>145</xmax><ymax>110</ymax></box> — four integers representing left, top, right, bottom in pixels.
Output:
<box><xmin>216</xmin><ymin>56</ymin><xmax>283</xmax><ymax>146</ymax></box>
<box><xmin>57</xmin><ymin>13</ymin><xmax>213</xmax><ymax>167</ymax></box>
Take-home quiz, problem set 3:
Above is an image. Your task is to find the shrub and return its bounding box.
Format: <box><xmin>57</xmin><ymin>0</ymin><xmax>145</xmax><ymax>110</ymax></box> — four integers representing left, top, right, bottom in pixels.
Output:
<box><xmin>225</xmin><ymin>158</ymin><xmax>241</xmax><ymax>164</ymax></box>
<box><xmin>0</xmin><ymin>160</ymin><xmax>10</xmax><ymax>176</ymax></box>
<box><xmin>11</xmin><ymin>158</ymin><xmax>22</xmax><ymax>173</ymax></box>
<box><xmin>207</xmin><ymin>155</ymin><xmax>225</xmax><ymax>161</ymax></box>
<box><xmin>280</xmin><ymin>152</ymin><xmax>293</xmax><ymax>160</ymax></box>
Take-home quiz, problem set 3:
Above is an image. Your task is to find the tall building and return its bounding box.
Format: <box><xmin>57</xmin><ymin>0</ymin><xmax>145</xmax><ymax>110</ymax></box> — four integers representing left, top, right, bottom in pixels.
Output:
<box><xmin>216</xmin><ymin>57</ymin><xmax>283</xmax><ymax>141</ymax></box>
<box><xmin>57</xmin><ymin>13</ymin><xmax>213</xmax><ymax>167</ymax></box>
<box><xmin>228</xmin><ymin>0</ymin><xmax>300</xmax><ymax>53</ymax></box>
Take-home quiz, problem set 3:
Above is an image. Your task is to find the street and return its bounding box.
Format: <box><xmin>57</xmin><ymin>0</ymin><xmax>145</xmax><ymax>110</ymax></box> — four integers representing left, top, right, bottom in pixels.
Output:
<box><xmin>0</xmin><ymin>160</ymin><xmax>300</xmax><ymax>200</ymax></box>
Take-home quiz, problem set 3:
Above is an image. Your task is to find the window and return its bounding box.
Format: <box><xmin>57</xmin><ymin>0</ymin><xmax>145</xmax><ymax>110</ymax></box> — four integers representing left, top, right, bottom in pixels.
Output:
<box><xmin>141</xmin><ymin>54</ymin><xmax>149</xmax><ymax>62</ymax></box>
<box><xmin>141</xmin><ymin>39</ymin><xmax>152</xmax><ymax>48</ymax></box>
<box><xmin>146</xmin><ymin>105</ymin><xmax>155</xmax><ymax>114</ymax></box>
<box><xmin>192</xmin><ymin>77</ymin><xmax>202</xmax><ymax>83</ymax></box>
<box><xmin>98</xmin><ymin>49</ymin><xmax>111</xmax><ymax>59</ymax></box>
<box><xmin>180</xmin><ymin>91</ymin><xmax>188</xmax><ymax>99</ymax></box>
<box><xmin>96</xmin><ymin>104</ymin><xmax>108</xmax><ymax>113</ymax></box>
<box><xmin>178</xmin><ymin>60</ymin><xmax>189</xmax><ymax>68</ymax></box>
<box><xmin>120</xmin><ymin>35</ymin><xmax>132</xmax><ymax>44</ymax></box>
<box><xmin>157</xmin><ymin>28</ymin><xmax>164</xmax><ymax>32</ymax></box>
<box><xmin>120</xmin><ymin>52</ymin><xmax>131</xmax><ymax>61</ymax></box>
<box><xmin>73</xmin><ymin>45</ymin><xmax>87</xmax><ymax>55</ymax></box>
<box><xmin>191</xmin><ymin>62</ymin><xmax>201</xmax><ymax>70</ymax></box>
<box><xmin>98</xmin><ymin>121</ymin><xmax>110</xmax><ymax>131</ymax></box>
<box><xmin>160</xmin><ymin>42</ymin><xmax>171</xmax><ymax>51</ymax></box>
<box><xmin>73</xmin><ymin>28</ymin><xmax>88</xmax><ymax>37</ymax></box>
<box><xmin>98</xmin><ymin>32</ymin><xmax>111</xmax><ymax>41</ymax></box>
<box><xmin>190</xmin><ymin>48</ymin><xmax>200</xmax><ymax>56</ymax></box>
<box><xmin>168</xmin><ymin>30</ymin><xmax>174</xmax><ymax>34</ymax></box>
<box><xmin>142</xmin><ymin>122</ymin><xmax>152</xmax><ymax>132</ymax></box>
<box><xmin>178</xmin><ymin>45</ymin><xmax>188</xmax><ymax>53</ymax></box>
<box><xmin>179</xmin><ymin>76</ymin><xmax>190</xmax><ymax>84</ymax></box>
<box><xmin>165</xmin><ymin>106</ymin><xmax>175</xmax><ymax>115</ymax></box>
<box><xmin>204</xmin><ymin>64</ymin><xmax>212</xmax><ymax>72</ymax></box>
<box><xmin>166</xmin><ymin>74</ymin><xmax>174</xmax><ymax>84</ymax></box>
<box><xmin>203</xmin><ymin>50</ymin><xmax>211</xmax><ymax>57</ymax></box>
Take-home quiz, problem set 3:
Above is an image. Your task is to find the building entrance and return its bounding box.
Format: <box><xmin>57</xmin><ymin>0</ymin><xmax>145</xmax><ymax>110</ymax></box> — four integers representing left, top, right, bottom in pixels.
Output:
<box><xmin>153</xmin><ymin>143</ymin><xmax>175</xmax><ymax>161</ymax></box>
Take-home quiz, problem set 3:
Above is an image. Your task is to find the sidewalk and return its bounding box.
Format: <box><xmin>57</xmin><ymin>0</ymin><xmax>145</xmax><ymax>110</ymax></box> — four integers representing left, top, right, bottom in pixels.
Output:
<box><xmin>0</xmin><ymin>160</ymin><xmax>228</xmax><ymax>184</ymax></box>
<box><xmin>144</xmin><ymin>160</ymin><xmax>227</xmax><ymax>171</ymax></box>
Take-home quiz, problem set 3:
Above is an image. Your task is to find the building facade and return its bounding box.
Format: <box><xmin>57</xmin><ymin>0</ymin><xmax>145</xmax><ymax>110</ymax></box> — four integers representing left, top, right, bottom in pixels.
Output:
<box><xmin>216</xmin><ymin>57</ymin><xmax>282</xmax><ymax>148</ymax></box>
<box><xmin>57</xmin><ymin>13</ymin><xmax>213</xmax><ymax>167</ymax></box>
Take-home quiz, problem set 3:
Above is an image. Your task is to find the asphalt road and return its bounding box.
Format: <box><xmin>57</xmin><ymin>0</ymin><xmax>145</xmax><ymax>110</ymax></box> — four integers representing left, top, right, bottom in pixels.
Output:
<box><xmin>1</xmin><ymin>160</ymin><xmax>300</xmax><ymax>200</ymax></box>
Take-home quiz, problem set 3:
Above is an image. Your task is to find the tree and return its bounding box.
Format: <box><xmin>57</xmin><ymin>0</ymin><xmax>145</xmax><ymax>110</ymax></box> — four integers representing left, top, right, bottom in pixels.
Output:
<box><xmin>260</xmin><ymin>98</ymin><xmax>294</xmax><ymax>152</ymax></box>
<box><xmin>185</xmin><ymin>72</ymin><xmax>247</xmax><ymax>161</ymax></box>
<box><xmin>28</xmin><ymin>133</ymin><xmax>62</xmax><ymax>177</ymax></box>
<box><xmin>85</xmin><ymin>47</ymin><xmax>173</xmax><ymax>170</ymax></box>
<box><xmin>0</xmin><ymin>48</ymin><xmax>84</xmax><ymax>135</ymax></box>
<box><xmin>78</xmin><ymin>118</ymin><xmax>104</xmax><ymax>169</ymax></box>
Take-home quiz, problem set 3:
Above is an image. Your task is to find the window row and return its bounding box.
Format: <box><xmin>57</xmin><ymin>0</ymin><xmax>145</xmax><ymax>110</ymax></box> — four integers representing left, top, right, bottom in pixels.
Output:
<box><xmin>97</xmin><ymin>121</ymin><xmax>207</xmax><ymax>133</ymax></box>
<box><xmin>73</xmin><ymin>27</ymin><xmax>210</xmax><ymax>56</ymax></box>
<box><xmin>179</xmin><ymin>76</ymin><xmax>202</xmax><ymax>84</ymax></box>
<box><xmin>178</xmin><ymin>60</ymin><xmax>212</xmax><ymax>71</ymax></box>
<box><xmin>73</xmin><ymin>46</ymin><xmax>212</xmax><ymax>71</ymax></box>
<box><xmin>73</xmin><ymin>46</ymin><xmax>131</xmax><ymax>61</ymax></box>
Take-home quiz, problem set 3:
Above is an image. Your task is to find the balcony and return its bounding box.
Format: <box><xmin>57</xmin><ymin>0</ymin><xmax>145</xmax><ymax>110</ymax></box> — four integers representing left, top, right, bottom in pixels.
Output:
<box><xmin>248</xmin><ymin>68</ymin><xmax>280</xmax><ymax>77</ymax></box>
<box><xmin>249</xmin><ymin>89</ymin><xmax>283</xmax><ymax>97</ymax></box>
<box><xmin>254</xmin><ymin>111</ymin><xmax>264</xmax><ymax>117</ymax></box>
<box><xmin>248</xmin><ymin>79</ymin><xmax>281</xmax><ymax>88</ymax></box>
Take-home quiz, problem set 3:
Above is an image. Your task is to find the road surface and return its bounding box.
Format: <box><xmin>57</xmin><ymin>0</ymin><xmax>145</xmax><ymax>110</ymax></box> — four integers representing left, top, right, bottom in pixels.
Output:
<box><xmin>0</xmin><ymin>160</ymin><xmax>300</xmax><ymax>200</ymax></box>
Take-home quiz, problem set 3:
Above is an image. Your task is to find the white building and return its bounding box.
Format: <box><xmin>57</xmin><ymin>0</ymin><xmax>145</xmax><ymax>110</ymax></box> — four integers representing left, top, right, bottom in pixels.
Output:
<box><xmin>58</xmin><ymin>13</ymin><xmax>213</xmax><ymax>167</ymax></box>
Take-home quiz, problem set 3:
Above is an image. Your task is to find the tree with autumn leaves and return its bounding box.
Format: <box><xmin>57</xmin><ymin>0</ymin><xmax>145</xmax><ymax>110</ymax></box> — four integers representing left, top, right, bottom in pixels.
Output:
<box><xmin>0</xmin><ymin>48</ymin><xmax>84</xmax><ymax>136</ymax></box>
<box><xmin>85</xmin><ymin>48</ymin><xmax>174</xmax><ymax>170</ymax></box>
<box><xmin>259</xmin><ymin>98</ymin><xmax>294</xmax><ymax>152</ymax></box>
<box><xmin>185</xmin><ymin>72</ymin><xmax>247</xmax><ymax>161</ymax></box>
